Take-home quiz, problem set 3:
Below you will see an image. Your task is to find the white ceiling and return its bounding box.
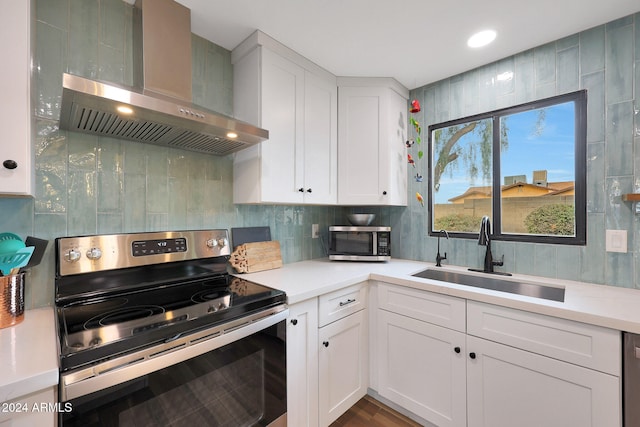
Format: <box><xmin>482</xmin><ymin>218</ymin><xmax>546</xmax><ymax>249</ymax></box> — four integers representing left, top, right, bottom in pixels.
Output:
<box><xmin>177</xmin><ymin>0</ymin><xmax>640</xmax><ymax>90</ymax></box>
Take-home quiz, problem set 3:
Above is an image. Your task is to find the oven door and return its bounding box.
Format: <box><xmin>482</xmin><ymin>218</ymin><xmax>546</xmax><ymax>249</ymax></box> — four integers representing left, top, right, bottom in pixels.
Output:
<box><xmin>60</xmin><ymin>309</ymin><xmax>287</xmax><ymax>427</ymax></box>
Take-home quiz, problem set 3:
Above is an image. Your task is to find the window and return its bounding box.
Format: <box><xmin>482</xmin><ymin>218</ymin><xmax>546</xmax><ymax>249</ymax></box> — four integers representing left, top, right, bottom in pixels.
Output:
<box><xmin>427</xmin><ymin>90</ymin><xmax>586</xmax><ymax>245</ymax></box>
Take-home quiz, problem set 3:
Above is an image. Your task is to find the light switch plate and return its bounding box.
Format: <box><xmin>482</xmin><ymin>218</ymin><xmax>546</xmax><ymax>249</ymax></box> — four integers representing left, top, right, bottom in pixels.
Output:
<box><xmin>605</xmin><ymin>229</ymin><xmax>627</xmax><ymax>253</ymax></box>
<box><xmin>312</xmin><ymin>224</ymin><xmax>319</xmax><ymax>239</ymax></box>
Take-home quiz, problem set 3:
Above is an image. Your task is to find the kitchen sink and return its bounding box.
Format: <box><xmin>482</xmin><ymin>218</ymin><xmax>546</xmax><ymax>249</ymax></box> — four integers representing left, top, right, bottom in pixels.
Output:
<box><xmin>411</xmin><ymin>268</ymin><xmax>565</xmax><ymax>302</ymax></box>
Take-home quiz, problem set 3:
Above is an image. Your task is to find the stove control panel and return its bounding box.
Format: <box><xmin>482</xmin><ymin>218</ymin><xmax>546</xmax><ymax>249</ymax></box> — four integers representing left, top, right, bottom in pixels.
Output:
<box><xmin>56</xmin><ymin>229</ymin><xmax>232</xmax><ymax>276</ymax></box>
<box><xmin>132</xmin><ymin>237</ymin><xmax>187</xmax><ymax>257</ymax></box>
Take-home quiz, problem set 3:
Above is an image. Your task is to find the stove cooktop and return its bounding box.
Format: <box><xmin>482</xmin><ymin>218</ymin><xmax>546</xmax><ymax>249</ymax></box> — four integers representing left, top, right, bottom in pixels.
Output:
<box><xmin>54</xmin><ymin>230</ymin><xmax>287</xmax><ymax>372</ymax></box>
<box><xmin>57</xmin><ymin>275</ymin><xmax>285</xmax><ymax>371</ymax></box>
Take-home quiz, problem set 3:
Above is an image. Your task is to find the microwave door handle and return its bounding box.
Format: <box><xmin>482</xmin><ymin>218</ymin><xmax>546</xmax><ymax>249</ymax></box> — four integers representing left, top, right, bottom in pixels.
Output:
<box><xmin>373</xmin><ymin>232</ymin><xmax>377</xmax><ymax>255</ymax></box>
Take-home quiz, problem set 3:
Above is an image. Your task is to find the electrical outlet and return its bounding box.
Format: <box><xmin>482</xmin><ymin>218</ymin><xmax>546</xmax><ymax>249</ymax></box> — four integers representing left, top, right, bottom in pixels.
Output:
<box><xmin>605</xmin><ymin>229</ymin><xmax>627</xmax><ymax>253</ymax></box>
<box><xmin>312</xmin><ymin>224</ymin><xmax>319</xmax><ymax>239</ymax></box>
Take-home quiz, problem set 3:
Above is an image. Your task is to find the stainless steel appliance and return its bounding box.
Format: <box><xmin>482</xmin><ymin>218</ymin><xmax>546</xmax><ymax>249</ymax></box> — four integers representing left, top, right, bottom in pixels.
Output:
<box><xmin>59</xmin><ymin>0</ymin><xmax>268</xmax><ymax>156</ymax></box>
<box><xmin>624</xmin><ymin>332</ymin><xmax>640</xmax><ymax>426</ymax></box>
<box><xmin>55</xmin><ymin>230</ymin><xmax>287</xmax><ymax>426</ymax></box>
<box><xmin>328</xmin><ymin>226</ymin><xmax>391</xmax><ymax>261</ymax></box>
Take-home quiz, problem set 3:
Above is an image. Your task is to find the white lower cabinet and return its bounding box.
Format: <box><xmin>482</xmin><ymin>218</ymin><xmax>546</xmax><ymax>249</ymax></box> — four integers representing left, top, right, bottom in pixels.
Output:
<box><xmin>375</xmin><ymin>282</ymin><xmax>622</xmax><ymax>427</ymax></box>
<box><xmin>287</xmin><ymin>298</ymin><xmax>319</xmax><ymax>427</ymax></box>
<box><xmin>318</xmin><ymin>282</ymin><xmax>369</xmax><ymax>427</ymax></box>
<box><xmin>378</xmin><ymin>309</ymin><xmax>466</xmax><ymax>427</ymax></box>
<box><xmin>319</xmin><ymin>309</ymin><xmax>368</xmax><ymax>426</ymax></box>
<box><xmin>466</xmin><ymin>335</ymin><xmax>620</xmax><ymax>427</ymax></box>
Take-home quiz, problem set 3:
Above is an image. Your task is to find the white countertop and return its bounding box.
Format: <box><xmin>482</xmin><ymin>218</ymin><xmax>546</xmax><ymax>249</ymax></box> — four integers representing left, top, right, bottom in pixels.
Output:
<box><xmin>236</xmin><ymin>258</ymin><xmax>640</xmax><ymax>335</ymax></box>
<box><xmin>0</xmin><ymin>307</ymin><xmax>58</xmax><ymax>402</ymax></box>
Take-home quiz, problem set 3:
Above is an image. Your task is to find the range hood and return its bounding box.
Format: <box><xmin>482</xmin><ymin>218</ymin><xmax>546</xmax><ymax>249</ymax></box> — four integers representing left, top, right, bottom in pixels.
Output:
<box><xmin>59</xmin><ymin>0</ymin><xmax>268</xmax><ymax>156</ymax></box>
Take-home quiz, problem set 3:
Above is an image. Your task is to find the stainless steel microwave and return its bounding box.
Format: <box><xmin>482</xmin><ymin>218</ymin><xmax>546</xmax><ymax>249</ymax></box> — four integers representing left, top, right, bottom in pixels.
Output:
<box><xmin>328</xmin><ymin>226</ymin><xmax>391</xmax><ymax>261</ymax></box>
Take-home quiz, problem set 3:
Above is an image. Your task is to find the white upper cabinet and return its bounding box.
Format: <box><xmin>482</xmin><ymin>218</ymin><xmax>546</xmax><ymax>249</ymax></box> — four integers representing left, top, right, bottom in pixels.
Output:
<box><xmin>337</xmin><ymin>78</ymin><xmax>408</xmax><ymax>206</ymax></box>
<box><xmin>232</xmin><ymin>31</ymin><xmax>337</xmax><ymax>204</ymax></box>
<box><xmin>0</xmin><ymin>0</ymin><xmax>33</xmax><ymax>196</ymax></box>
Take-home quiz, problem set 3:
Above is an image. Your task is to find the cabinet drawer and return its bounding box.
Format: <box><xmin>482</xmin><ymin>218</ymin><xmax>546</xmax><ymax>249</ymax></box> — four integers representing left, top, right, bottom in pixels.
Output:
<box><xmin>378</xmin><ymin>283</ymin><xmax>466</xmax><ymax>332</ymax></box>
<box><xmin>467</xmin><ymin>301</ymin><xmax>621</xmax><ymax>375</ymax></box>
<box><xmin>318</xmin><ymin>282</ymin><xmax>368</xmax><ymax>327</ymax></box>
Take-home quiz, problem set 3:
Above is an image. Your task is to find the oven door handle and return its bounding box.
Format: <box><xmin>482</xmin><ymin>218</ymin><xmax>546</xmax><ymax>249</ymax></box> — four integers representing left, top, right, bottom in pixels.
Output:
<box><xmin>60</xmin><ymin>307</ymin><xmax>288</xmax><ymax>402</ymax></box>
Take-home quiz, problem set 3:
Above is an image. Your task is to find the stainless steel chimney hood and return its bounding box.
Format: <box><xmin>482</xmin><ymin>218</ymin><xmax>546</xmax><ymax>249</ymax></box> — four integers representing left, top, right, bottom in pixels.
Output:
<box><xmin>58</xmin><ymin>0</ymin><xmax>268</xmax><ymax>156</ymax></box>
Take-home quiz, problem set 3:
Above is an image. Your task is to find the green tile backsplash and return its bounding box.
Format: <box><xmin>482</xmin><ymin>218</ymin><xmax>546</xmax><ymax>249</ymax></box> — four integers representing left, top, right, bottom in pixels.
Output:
<box><xmin>399</xmin><ymin>13</ymin><xmax>640</xmax><ymax>289</ymax></box>
<box><xmin>1</xmin><ymin>1</ymin><xmax>639</xmax><ymax>310</ymax></box>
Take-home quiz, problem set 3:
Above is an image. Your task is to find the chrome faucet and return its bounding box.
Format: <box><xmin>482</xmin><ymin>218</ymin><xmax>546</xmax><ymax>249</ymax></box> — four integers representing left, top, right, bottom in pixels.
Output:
<box><xmin>472</xmin><ymin>216</ymin><xmax>508</xmax><ymax>274</ymax></box>
<box><xmin>435</xmin><ymin>229</ymin><xmax>449</xmax><ymax>267</ymax></box>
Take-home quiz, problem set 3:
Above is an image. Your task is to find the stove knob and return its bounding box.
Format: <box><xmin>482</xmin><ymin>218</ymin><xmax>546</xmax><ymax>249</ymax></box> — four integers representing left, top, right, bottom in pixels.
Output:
<box><xmin>206</xmin><ymin>238</ymin><xmax>228</xmax><ymax>249</ymax></box>
<box><xmin>218</xmin><ymin>302</ymin><xmax>227</xmax><ymax>310</ymax></box>
<box><xmin>86</xmin><ymin>247</ymin><xmax>102</xmax><ymax>260</ymax></box>
<box><xmin>208</xmin><ymin>305</ymin><xmax>218</xmax><ymax>313</ymax></box>
<box><xmin>64</xmin><ymin>249</ymin><xmax>81</xmax><ymax>263</ymax></box>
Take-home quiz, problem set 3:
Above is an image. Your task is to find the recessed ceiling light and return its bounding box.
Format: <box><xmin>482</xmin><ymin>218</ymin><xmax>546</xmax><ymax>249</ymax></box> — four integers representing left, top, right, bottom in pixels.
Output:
<box><xmin>467</xmin><ymin>30</ymin><xmax>497</xmax><ymax>48</ymax></box>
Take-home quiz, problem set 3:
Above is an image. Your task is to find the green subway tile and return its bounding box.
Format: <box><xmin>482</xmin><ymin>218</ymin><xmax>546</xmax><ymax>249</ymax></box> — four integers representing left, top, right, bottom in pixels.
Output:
<box><xmin>556</xmin><ymin>245</ymin><xmax>580</xmax><ymax>281</ymax></box>
<box><xmin>123</xmin><ymin>173</ymin><xmax>146</xmax><ymax>232</ymax></box>
<box><xmin>557</xmin><ymin>45</ymin><xmax>579</xmax><ymax>93</ymax></box>
<box><xmin>534</xmin><ymin>244</ymin><xmax>557</xmax><ymax>278</ymax></box>
<box><xmin>146</xmin><ymin>213</ymin><xmax>168</xmax><ymax>231</ymax></box>
<box><xmin>97</xmin><ymin>213</ymin><xmax>123</xmax><ymax>234</ymax></box>
<box><xmin>37</xmin><ymin>0</ymin><xmax>68</xmax><ymax>30</ymax></box>
<box><xmin>605</xmin><ymin>102</ymin><xmax>634</xmax><ymax>177</ymax></box>
<box><xmin>580</xmin><ymin>26</ymin><xmax>605</xmax><ymax>75</ymax></box>
<box><xmin>587</xmin><ymin>142</ymin><xmax>605</xmax><ymax>214</ymax></box>
<box><xmin>0</xmin><ymin>198</ymin><xmax>34</xmax><ymax>237</ymax></box>
<box><xmin>98</xmin><ymin>43</ymin><xmax>125</xmax><ymax>84</ymax></box>
<box><xmin>514</xmin><ymin>50</ymin><xmax>535</xmax><ymax>103</ymax></box>
<box><xmin>68</xmin><ymin>0</ymin><xmax>99</xmax><ymax>79</ymax></box>
<box><xmin>100</xmin><ymin>0</ymin><xmax>126</xmax><ymax>50</ymax></box>
<box><xmin>534</xmin><ymin>42</ymin><xmax>556</xmax><ymax>86</ymax></box>
<box><xmin>97</xmin><ymin>170</ymin><xmax>123</xmax><ymax>212</ymax></box>
<box><xmin>556</xmin><ymin>34</ymin><xmax>579</xmax><ymax>51</ymax></box>
<box><xmin>145</xmin><ymin>175</ymin><xmax>169</xmax><ymax>213</ymax></box>
<box><xmin>606</xmin><ymin>23</ymin><xmax>634</xmax><ymax>104</ymax></box>
<box><xmin>582</xmin><ymin>71</ymin><xmax>605</xmax><ymax>143</ymax></box>
<box><xmin>123</xmin><ymin>141</ymin><xmax>147</xmax><ymax>174</ymax></box>
<box><xmin>35</xmin><ymin>21</ymin><xmax>66</xmax><ymax>119</ymax></box>
<box><xmin>67</xmin><ymin>132</ymin><xmax>97</xmax><ymax>171</ymax></box>
<box><xmin>67</xmin><ymin>170</ymin><xmax>97</xmax><ymax>235</ymax></box>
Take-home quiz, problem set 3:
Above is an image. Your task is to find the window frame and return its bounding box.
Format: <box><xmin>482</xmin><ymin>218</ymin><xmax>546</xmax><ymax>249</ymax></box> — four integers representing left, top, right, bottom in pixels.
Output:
<box><xmin>427</xmin><ymin>90</ymin><xmax>587</xmax><ymax>245</ymax></box>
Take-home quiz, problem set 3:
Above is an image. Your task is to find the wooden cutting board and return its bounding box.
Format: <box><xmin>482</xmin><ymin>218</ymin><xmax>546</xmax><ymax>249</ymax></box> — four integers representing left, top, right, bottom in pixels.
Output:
<box><xmin>229</xmin><ymin>241</ymin><xmax>283</xmax><ymax>273</ymax></box>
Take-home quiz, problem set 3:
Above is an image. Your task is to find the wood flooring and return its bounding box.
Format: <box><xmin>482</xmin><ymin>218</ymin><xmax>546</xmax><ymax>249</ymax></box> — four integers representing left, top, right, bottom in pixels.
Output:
<box><xmin>329</xmin><ymin>395</ymin><xmax>422</xmax><ymax>427</ymax></box>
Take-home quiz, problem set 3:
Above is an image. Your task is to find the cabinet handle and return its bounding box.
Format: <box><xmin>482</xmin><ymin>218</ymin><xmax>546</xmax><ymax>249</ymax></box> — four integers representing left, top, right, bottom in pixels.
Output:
<box><xmin>306</xmin><ymin>188</ymin><xmax>312</xmax><ymax>193</ymax></box>
<box><xmin>339</xmin><ymin>298</ymin><xmax>356</xmax><ymax>307</ymax></box>
<box><xmin>454</xmin><ymin>346</ymin><xmax>461</xmax><ymax>354</ymax></box>
<box><xmin>2</xmin><ymin>159</ymin><xmax>18</xmax><ymax>170</ymax></box>
<box><xmin>382</xmin><ymin>191</ymin><xmax>387</xmax><ymax>195</ymax></box>
<box><xmin>469</xmin><ymin>352</ymin><xmax>477</xmax><ymax>360</ymax></box>
<box><xmin>290</xmin><ymin>319</ymin><xmax>298</xmax><ymax>325</ymax></box>
<box><xmin>323</xmin><ymin>341</ymin><xmax>329</xmax><ymax>348</ymax></box>
<box><xmin>298</xmin><ymin>188</ymin><xmax>304</xmax><ymax>192</ymax></box>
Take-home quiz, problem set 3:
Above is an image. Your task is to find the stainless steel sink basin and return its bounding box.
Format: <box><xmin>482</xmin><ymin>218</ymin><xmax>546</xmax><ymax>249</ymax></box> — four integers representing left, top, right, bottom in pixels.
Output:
<box><xmin>412</xmin><ymin>269</ymin><xmax>565</xmax><ymax>302</ymax></box>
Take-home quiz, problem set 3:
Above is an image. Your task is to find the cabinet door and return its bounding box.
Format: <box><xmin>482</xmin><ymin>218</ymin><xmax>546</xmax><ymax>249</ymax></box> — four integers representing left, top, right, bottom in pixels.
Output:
<box><xmin>466</xmin><ymin>335</ymin><xmax>621</xmax><ymax>427</ymax></box>
<box><xmin>287</xmin><ymin>299</ymin><xmax>319</xmax><ymax>427</ymax></box>
<box><xmin>337</xmin><ymin>86</ymin><xmax>386</xmax><ymax>205</ymax></box>
<box><xmin>261</xmin><ymin>49</ymin><xmax>305</xmax><ymax>203</ymax></box>
<box><xmin>318</xmin><ymin>309</ymin><xmax>368</xmax><ymax>427</ymax></box>
<box><xmin>377</xmin><ymin>310</ymin><xmax>467</xmax><ymax>427</ymax></box>
<box><xmin>303</xmin><ymin>71</ymin><xmax>337</xmax><ymax>204</ymax></box>
<box><xmin>0</xmin><ymin>0</ymin><xmax>32</xmax><ymax>196</ymax></box>
<box><xmin>383</xmin><ymin>89</ymin><xmax>408</xmax><ymax>206</ymax></box>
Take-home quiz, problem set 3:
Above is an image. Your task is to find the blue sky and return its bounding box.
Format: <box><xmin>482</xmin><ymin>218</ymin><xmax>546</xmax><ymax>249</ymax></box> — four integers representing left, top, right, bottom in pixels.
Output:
<box><xmin>432</xmin><ymin>101</ymin><xmax>575</xmax><ymax>204</ymax></box>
